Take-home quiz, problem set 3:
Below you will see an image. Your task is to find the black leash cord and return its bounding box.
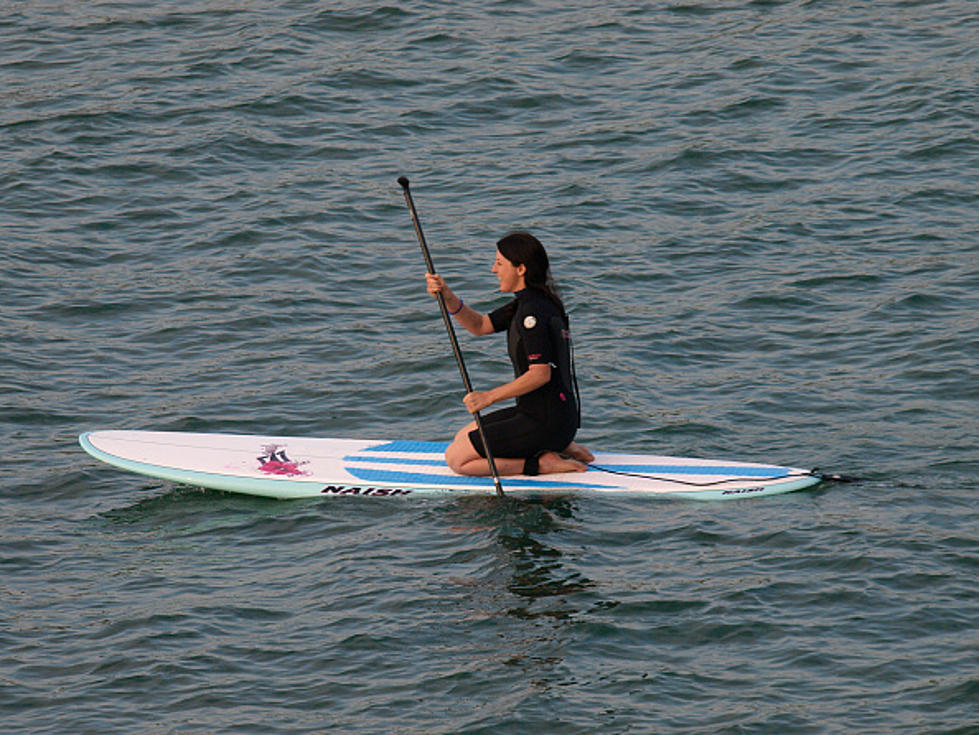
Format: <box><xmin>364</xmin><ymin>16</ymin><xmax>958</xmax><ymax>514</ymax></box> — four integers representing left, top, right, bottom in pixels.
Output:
<box><xmin>585</xmin><ymin>464</ymin><xmax>833</xmax><ymax>488</ymax></box>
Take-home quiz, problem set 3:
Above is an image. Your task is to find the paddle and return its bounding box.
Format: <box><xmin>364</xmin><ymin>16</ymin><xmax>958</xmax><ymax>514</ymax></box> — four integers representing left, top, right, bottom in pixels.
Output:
<box><xmin>397</xmin><ymin>176</ymin><xmax>505</xmax><ymax>497</ymax></box>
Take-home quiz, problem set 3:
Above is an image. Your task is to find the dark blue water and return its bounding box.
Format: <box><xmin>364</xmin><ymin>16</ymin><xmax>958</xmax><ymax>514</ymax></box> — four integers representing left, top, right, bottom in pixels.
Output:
<box><xmin>2</xmin><ymin>2</ymin><xmax>977</xmax><ymax>732</ymax></box>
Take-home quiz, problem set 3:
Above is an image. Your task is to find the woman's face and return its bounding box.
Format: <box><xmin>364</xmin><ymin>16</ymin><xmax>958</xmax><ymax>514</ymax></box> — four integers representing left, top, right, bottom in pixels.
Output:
<box><xmin>492</xmin><ymin>249</ymin><xmax>526</xmax><ymax>293</ymax></box>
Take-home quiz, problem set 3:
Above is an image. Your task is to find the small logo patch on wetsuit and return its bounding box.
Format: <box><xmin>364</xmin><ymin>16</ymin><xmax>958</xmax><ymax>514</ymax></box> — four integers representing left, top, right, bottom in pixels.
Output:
<box><xmin>524</xmin><ymin>315</ymin><xmax>537</xmax><ymax>329</ymax></box>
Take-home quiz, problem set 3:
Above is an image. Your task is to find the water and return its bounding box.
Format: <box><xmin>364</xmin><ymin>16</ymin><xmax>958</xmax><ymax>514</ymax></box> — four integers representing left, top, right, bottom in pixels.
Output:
<box><xmin>2</xmin><ymin>1</ymin><xmax>977</xmax><ymax>732</ymax></box>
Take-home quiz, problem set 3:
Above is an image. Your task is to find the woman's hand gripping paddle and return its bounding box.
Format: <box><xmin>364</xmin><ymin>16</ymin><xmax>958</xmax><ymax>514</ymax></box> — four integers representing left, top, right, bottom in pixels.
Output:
<box><xmin>397</xmin><ymin>176</ymin><xmax>505</xmax><ymax>497</ymax></box>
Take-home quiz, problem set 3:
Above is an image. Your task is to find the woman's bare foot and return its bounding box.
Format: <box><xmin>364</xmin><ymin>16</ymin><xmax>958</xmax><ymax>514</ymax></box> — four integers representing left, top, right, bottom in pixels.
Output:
<box><xmin>562</xmin><ymin>441</ymin><xmax>595</xmax><ymax>464</ymax></box>
<box><xmin>538</xmin><ymin>451</ymin><xmax>588</xmax><ymax>474</ymax></box>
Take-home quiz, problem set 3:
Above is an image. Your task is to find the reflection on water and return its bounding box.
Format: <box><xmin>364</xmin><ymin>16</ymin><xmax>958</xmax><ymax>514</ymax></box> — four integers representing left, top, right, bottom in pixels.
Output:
<box><xmin>442</xmin><ymin>494</ymin><xmax>596</xmax><ymax>620</ymax></box>
<box><xmin>496</xmin><ymin>499</ymin><xmax>593</xmax><ymax>620</ymax></box>
<box><xmin>439</xmin><ymin>494</ymin><xmax>599</xmax><ymax>691</ymax></box>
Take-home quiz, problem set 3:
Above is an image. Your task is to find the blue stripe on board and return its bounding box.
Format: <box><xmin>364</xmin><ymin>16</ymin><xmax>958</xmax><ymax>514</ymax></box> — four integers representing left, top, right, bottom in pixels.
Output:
<box><xmin>346</xmin><ymin>467</ymin><xmax>608</xmax><ymax>489</ymax></box>
<box><xmin>351</xmin><ymin>451</ymin><xmax>789</xmax><ymax>479</ymax></box>
<box><xmin>600</xmin><ymin>464</ymin><xmax>789</xmax><ymax>478</ymax></box>
<box><xmin>344</xmin><ymin>455</ymin><xmax>446</xmax><ymax>467</ymax></box>
<box><xmin>355</xmin><ymin>442</ymin><xmax>789</xmax><ymax>479</ymax></box>
<box><xmin>364</xmin><ymin>440</ymin><xmax>449</xmax><ymax>454</ymax></box>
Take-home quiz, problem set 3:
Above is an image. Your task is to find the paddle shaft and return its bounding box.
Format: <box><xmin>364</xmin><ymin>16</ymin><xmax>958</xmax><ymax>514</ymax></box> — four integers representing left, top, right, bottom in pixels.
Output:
<box><xmin>397</xmin><ymin>176</ymin><xmax>504</xmax><ymax>497</ymax></box>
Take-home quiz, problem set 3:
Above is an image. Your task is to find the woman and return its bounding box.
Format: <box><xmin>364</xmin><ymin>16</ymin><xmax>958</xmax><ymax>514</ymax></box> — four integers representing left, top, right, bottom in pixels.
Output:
<box><xmin>425</xmin><ymin>231</ymin><xmax>593</xmax><ymax>477</ymax></box>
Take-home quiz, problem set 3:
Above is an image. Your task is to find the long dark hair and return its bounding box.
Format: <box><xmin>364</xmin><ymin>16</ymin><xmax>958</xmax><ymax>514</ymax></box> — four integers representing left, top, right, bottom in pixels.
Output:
<box><xmin>496</xmin><ymin>231</ymin><xmax>565</xmax><ymax>316</ymax></box>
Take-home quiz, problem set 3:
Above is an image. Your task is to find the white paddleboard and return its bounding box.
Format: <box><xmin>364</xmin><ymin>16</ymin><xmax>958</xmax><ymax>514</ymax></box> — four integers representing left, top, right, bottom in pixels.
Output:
<box><xmin>79</xmin><ymin>430</ymin><xmax>822</xmax><ymax>501</ymax></box>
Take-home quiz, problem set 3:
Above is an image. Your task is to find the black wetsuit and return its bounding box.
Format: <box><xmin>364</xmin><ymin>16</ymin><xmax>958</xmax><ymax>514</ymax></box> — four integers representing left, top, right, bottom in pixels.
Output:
<box><xmin>468</xmin><ymin>288</ymin><xmax>580</xmax><ymax>459</ymax></box>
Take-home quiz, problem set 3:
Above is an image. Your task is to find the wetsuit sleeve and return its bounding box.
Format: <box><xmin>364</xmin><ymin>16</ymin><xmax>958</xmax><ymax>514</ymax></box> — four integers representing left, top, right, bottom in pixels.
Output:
<box><xmin>517</xmin><ymin>307</ymin><xmax>555</xmax><ymax>366</ymax></box>
<box><xmin>488</xmin><ymin>299</ymin><xmax>517</xmax><ymax>333</ymax></box>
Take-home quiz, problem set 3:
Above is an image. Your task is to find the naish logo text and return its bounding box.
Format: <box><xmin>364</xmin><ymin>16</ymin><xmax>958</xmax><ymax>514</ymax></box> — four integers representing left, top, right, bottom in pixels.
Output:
<box><xmin>321</xmin><ymin>485</ymin><xmax>412</xmax><ymax>496</ymax></box>
<box><xmin>721</xmin><ymin>486</ymin><xmax>765</xmax><ymax>496</ymax></box>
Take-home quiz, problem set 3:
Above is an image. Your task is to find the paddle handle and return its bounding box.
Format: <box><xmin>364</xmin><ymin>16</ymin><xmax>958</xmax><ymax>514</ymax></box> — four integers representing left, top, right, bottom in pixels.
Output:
<box><xmin>398</xmin><ymin>176</ymin><xmax>504</xmax><ymax>497</ymax></box>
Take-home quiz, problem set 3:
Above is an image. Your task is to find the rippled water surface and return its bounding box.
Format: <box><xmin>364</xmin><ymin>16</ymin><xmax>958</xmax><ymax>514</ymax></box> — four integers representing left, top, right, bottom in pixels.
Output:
<box><xmin>2</xmin><ymin>2</ymin><xmax>977</xmax><ymax>733</ymax></box>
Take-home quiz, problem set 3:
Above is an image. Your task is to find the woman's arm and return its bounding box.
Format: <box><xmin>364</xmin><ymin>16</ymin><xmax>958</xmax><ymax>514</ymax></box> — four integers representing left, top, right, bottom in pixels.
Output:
<box><xmin>463</xmin><ymin>363</ymin><xmax>551</xmax><ymax>414</ymax></box>
<box><xmin>425</xmin><ymin>273</ymin><xmax>494</xmax><ymax>336</ymax></box>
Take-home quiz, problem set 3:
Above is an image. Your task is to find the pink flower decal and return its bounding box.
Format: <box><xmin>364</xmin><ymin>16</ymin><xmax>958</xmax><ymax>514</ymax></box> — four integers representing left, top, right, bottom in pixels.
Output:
<box><xmin>257</xmin><ymin>445</ymin><xmax>309</xmax><ymax>477</ymax></box>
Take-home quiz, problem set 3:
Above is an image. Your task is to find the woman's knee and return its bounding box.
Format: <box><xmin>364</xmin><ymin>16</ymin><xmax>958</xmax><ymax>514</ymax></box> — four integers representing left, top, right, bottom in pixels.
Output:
<box><xmin>445</xmin><ymin>424</ymin><xmax>477</xmax><ymax>473</ymax></box>
<box><xmin>445</xmin><ymin>443</ymin><xmax>465</xmax><ymax>473</ymax></box>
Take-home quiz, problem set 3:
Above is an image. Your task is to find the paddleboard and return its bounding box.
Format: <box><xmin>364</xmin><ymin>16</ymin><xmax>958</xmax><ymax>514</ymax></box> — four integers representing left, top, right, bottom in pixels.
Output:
<box><xmin>79</xmin><ymin>430</ymin><xmax>823</xmax><ymax>501</ymax></box>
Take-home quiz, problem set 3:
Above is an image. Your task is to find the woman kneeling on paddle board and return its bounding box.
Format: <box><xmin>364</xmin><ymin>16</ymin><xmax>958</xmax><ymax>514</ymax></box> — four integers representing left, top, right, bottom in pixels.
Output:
<box><xmin>426</xmin><ymin>232</ymin><xmax>594</xmax><ymax>477</ymax></box>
